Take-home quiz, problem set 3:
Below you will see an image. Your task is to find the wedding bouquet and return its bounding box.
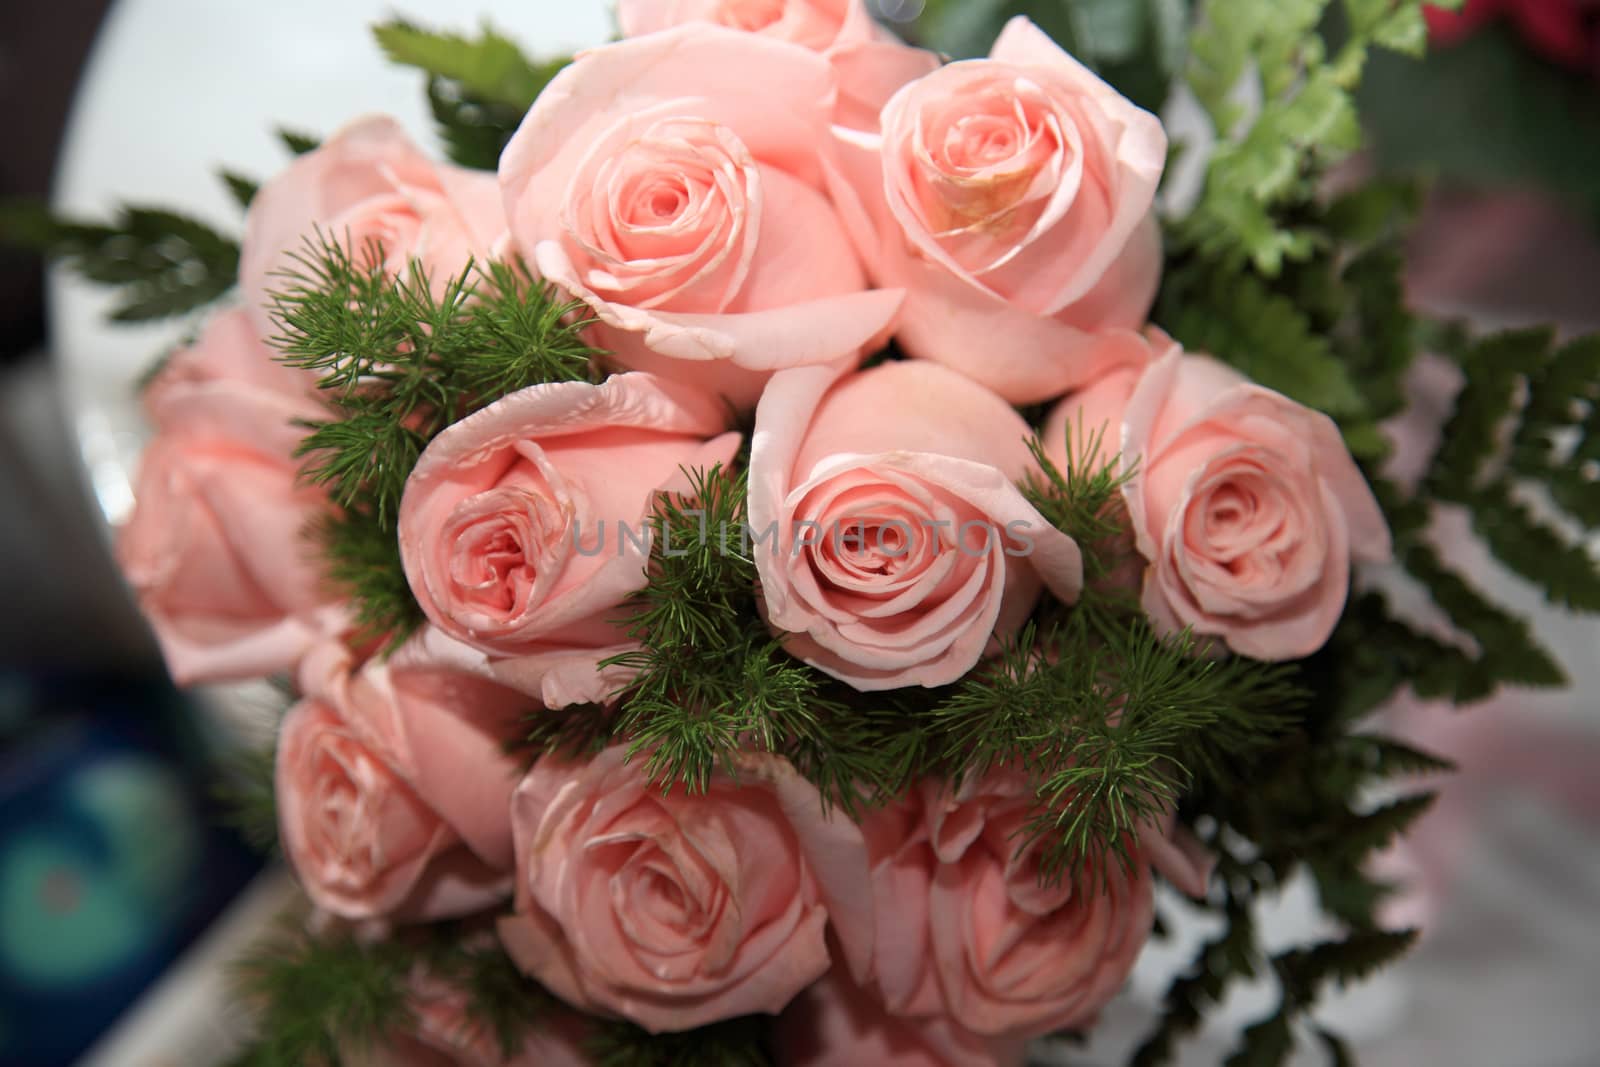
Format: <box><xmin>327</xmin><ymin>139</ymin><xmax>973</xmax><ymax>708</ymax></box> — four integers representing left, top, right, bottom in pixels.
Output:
<box><xmin>19</xmin><ymin>0</ymin><xmax>1600</xmax><ymax>1063</ymax></box>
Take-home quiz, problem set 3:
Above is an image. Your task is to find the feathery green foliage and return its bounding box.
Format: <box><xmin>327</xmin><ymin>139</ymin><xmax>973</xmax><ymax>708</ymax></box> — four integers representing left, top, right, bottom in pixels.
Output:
<box><xmin>213</xmin><ymin>743</ymin><xmax>279</xmax><ymax>855</ymax></box>
<box><xmin>930</xmin><ymin>619</ymin><xmax>1302</xmax><ymax>885</ymax></box>
<box><xmin>373</xmin><ymin>19</ymin><xmax>568</xmax><ymax>169</ymax></box>
<box><xmin>311</xmin><ymin>508</ymin><xmax>428</xmax><ymax>653</ymax></box>
<box><xmin>267</xmin><ymin>233</ymin><xmax>599</xmax><ymax>644</ymax></box>
<box><xmin>588</xmin><ymin>465</ymin><xmax>903</xmax><ymax>813</ymax></box>
<box><xmin>0</xmin><ymin>200</ymin><xmax>238</xmax><ymax>321</ymax></box>
<box><xmin>227</xmin><ymin>920</ymin><xmax>565</xmax><ymax>1067</ymax></box>
<box><xmin>1023</xmin><ymin>419</ymin><xmax>1139</xmax><ymax>603</ymax></box>
<box><xmin>419</xmin><ymin>932</ymin><xmax>565</xmax><ymax>1060</ymax></box>
<box><xmin>227</xmin><ymin>923</ymin><xmax>416</xmax><ymax>1067</ymax></box>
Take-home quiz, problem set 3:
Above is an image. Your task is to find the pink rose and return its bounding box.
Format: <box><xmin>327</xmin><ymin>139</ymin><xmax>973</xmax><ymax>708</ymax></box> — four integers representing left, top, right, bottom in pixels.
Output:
<box><xmin>116</xmin><ymin>318</ymin><xmax>340</xmax><ymax>685</ymax></box>
<box><xmin>497</xmin><ymin>746</ymin><xmax>874</xmax><ymax>1033</ymax></box>
<box><xmin>240</xmin><ymin>116</ymin><xmax>505</xmax><ymax>332</ymax></box>
<box><xmin>141</xmin><ymin>307</ymin><xmax>317</xmax><ymax>413</ymax></box>
<box><xmin>396</xmin><ymin>372</ymin><xmax>739</xmax><ymax>703</ymax></box>
<box><xmin>498</xmin><ymin>27</ymin><xmax>904</xmax><ymax>409</ymax></box>
<box><xmin>617</xmin><ymin>0</ymin><xmax>878</xmax><ymax>53</ymax></box>
<box><xmin>1045</xmin><ymin>346</ymin><xmax>1392</xmax><ymax>660</ymax></box>
<box><xmin>775</xmin><ymin>971</ymin><xmax>1026</xmax><ymax>1067</ymax></box>
<box><xmin>748</xmin><ymin>360</ymin><xmax>1083</xmax><ymax>690</ymax></box>
<box><xmin>829</xmin><ymin>17</ymin><xmax>1166</xmax><ymax>404</ymax></box>
<box><xmin>614</xmin><ymin>0</ymin><xmax>942</xmax><ymax>135</ymax></box>
<box><xmin>854</xmin><ymin>773</ymin><xmax>1154</xmax><ymax>1039</ymax></box>
<box><xmin>275</xmin><ymin>642</ymin><xmax>531</xmax><ymax>922</ymax></box>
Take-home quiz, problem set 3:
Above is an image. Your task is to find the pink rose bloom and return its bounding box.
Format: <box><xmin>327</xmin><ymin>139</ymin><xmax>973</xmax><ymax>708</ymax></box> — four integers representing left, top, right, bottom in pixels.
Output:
<box><xmin>239</xmin><ymin>116</ymin><xmax>505</xmax><ymax>332</ymax></box>
<box><xmin>141</xmin><ymin>307</ymin><xmax>317</xmax><ymax>412</ymax></box>
<box><xmin>116</xmin><ymin>317</ymin><xmax>341</xmax><ymax>685</ymax></box>
<box><xmin>748</xmin><ymin>360</ymin><xmax>1083</xmax><ymax>690</ymax></box>
<box><xmin>497</xmin><ymin>746</ymin><xmax>874</xmax><ymax>1033</ymax></box>
<box><xmin>853</xmin><ymin>773</ymin><xmax>1155</xmax><ymax>1040</ymax></box>
<box><xmin>275</xmin><ymin>642</ymin><xmax>531</xmax><ymax>922</ymax></box>
<box><xmin>1045</xmin><ymin>345</ymin><xmax>1392</xmax><ymax>660</ymax></box>
<box><xmin>614</xmin><ymin>0</ymin><xmax>941</xmax><ymax>134</ymax></box>
<box><xmin>396</xmin><ymin>372</ymin><xmax>739</xmax><ymax>704</ymax></box>
<box><xmin>617</xmin><ymin>0</ymin><xmax>878</xmax><ymax>52</ymax></box>
<box><xmin>776</xmin><ymin>971</ymin><xmax>1026</xmax><ymax>1067</ymax></box>
<box><xmin>829</xmin><ymin>17</ymin><xmax>1167</xmax><ymax>404</ymax></box>
<box><xmin>498</xmin><ymin>26</ymin><xmax>904</xmax><ymax>409</ymax></box>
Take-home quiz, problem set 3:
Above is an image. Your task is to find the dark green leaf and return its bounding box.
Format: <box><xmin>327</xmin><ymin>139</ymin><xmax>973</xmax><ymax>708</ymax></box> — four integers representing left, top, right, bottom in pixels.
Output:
<box><xmin>0</xmin><ymin>199</ymin><xmax>239</xmax><ymax>321</ymax></box>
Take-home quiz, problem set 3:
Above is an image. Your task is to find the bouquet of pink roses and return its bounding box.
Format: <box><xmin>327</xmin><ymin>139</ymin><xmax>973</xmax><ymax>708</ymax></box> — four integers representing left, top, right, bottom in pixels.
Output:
<box><xmin>19</xmin><ymin>0</ymin><xmax>1600</xmax><ymax>1063</ymax></box>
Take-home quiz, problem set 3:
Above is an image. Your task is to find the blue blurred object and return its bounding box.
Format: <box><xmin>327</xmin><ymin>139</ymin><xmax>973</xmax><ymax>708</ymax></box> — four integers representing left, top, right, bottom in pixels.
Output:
<box><xmin>0</xmin><ymin>672</ymin><xmax>261</xmax><ymax>1067</ymax></box>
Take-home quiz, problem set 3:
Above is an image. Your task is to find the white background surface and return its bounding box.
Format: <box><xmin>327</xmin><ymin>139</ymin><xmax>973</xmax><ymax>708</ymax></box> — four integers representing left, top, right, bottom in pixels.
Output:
<box><xmin>50</xmin><ymin>0</ymin><xmax>614</xmax><ymax>525</ymax></box>
<box><xmin>48</xmin><ymin>3</ymin><xmax>1600</xmax><ymax>1065</ymax></box>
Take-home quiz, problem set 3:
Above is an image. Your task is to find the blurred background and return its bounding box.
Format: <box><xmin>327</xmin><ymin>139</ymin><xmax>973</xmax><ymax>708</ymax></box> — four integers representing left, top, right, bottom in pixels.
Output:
<box><xmin>1</xmin><ymin>1</ymin><xmax>1598</xmax><ymax>1065</ymax></box>
<box><xmin>0</xmin><ymin>5</ymin><xmax>267</xmax><ymax>1067</ymax></box>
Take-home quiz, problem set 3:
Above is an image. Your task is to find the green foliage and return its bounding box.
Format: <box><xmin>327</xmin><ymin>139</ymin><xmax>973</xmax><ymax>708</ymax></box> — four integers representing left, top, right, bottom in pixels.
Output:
<box><xmin>1167</xmin><ymin>266</ymin><xmax>1366</xmax><ymax>419</ymax></box>
<box><xmin>311</xmin><ymin>508</ymin><xmax>427</xmax><ymax>653</ymax></box>
<box><xmin>1222</xmin><ymin>929</ymin><xmax>1419</xmax><ymax>1064</ymax></box>
<box><xmin>213</xmin><ymin>743</ymin><xmax>279</xmax><ymax>855</ymax></box>
<box><xmin>927</xmin><ymin>618</ymin><xmax>1301</xmax><ymax>884</ymax></box>
<box><xmin>1133</xmin><ymin>716</ymin><xmax>1438</xmax><ymax>1064</ymax></box>
<box><xmin>1177</xmin><ymin>0</ymin><xmax>1438</xmax><ymax>275</ymax></box>
<box><xmin>221</xmin><ymin>169</ymin><xmax>260</xmax><ymax>210</ymax></box>
<box><xmin>277</xmin><ymin>128</ymin><xmax>321</xmax><ymax>155</ymax></box>
<box><xmin>424</xmin><ymin>76</ymin><xmax>527</xmax><ymax>170</ymax></box>
<box><xmin>1023</xmin><ymin>419</ymin><xmax>1139</xmax><ymax>600</ymax></box>
<box><xmin>227</xmin><ymin>924</ymin><xmax>415</xmax><ymax>1066</ymax></box>
<box><xmin>1159</xmin><ymin>175</ymin><xmax>1426</xmax><ymax>465</ymax></box>
<box><xmin>911</xmin><ymin>0</ymin><xmax>1191</xmax><ymax>111</ymax></box>
<box><xmin>226</xmin><ymin>920</ymin><xmax>567</xmax><ymax>1067</ymax></box>
<box><xmin>267</xmin><ymin>233</ymin><xmax>598</xmax><ymax>642</ymax></box>
<box><xmin>586</xmin><ymin>1016</ymin><xmax>772</xmax><ymax>1067</ymax></box>
<box><xmin>1427</xmin><ymin>328</ymin><xmax>1600</xmax><ymax>612</ymax></box>
<box><xmin>585</xmin><ymin>466</ymin><xmax>904</xmax><ymax>814</ymax></box>
<box><xmin>374</xmin><ymin>18</ymin><xmax>567</xmax><ymax>169</ymax></box>
<box><xmin>420</xmin><ymin>933</ymin><xmax>564</xmax><ymax>1060</ymax></box>
<box><xmin>0</xmin><ymin>200</ymin><xmax>238</xmax><ymax>321</ymax></box>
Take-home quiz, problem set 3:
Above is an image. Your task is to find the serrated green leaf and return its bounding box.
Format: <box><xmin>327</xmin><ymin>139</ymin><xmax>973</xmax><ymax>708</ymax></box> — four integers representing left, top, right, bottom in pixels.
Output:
<box><xmin>1317</xmin><ymin>1027</ymin><xmax>1357</xmax><ymax>1067</ymax></box>
<box><xmin>1462</xmin><ymin>483</ymin><xmax>1600</xmax><ymax>613</ymax></box>
<box><xmin>1168</xmin><ymin>268</ymin><xmax>1368</xmax><ymax>417</ymax></box>
<box><xmin>277</xmin><ymin>128</ymin><xmax>321</xmax><ymax>155</ymax></box>
<box><xmin>1223</xmin><ymin>1009</ymin><xmax>1294</xmax><ymax>1067</ymax></box>
<box><xmin>0</xmin><ymin>200</ymin><xmax>239</xmax><ymax>322</ymax></box>
<box><xmin>425</xmin><ymin>75</ymin><xmax>526</xmax><ymax>170</ymax></box>
<box><xmin>373</xmin><ymin>19</ymin><xmax>563</xmax><ymax>110</ymax></box>
<box><xmin>220</xmin><ymin>169</ymin><xmax>260</xmax><ymax>210</ymax></box>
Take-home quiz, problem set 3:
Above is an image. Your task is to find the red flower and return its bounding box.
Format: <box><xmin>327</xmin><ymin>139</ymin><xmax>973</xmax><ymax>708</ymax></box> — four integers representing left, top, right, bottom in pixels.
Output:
<box><xmin>1425</xmin><ymin>0</ymin><xmax>1597</xmax><ymax>70</ymax></box>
